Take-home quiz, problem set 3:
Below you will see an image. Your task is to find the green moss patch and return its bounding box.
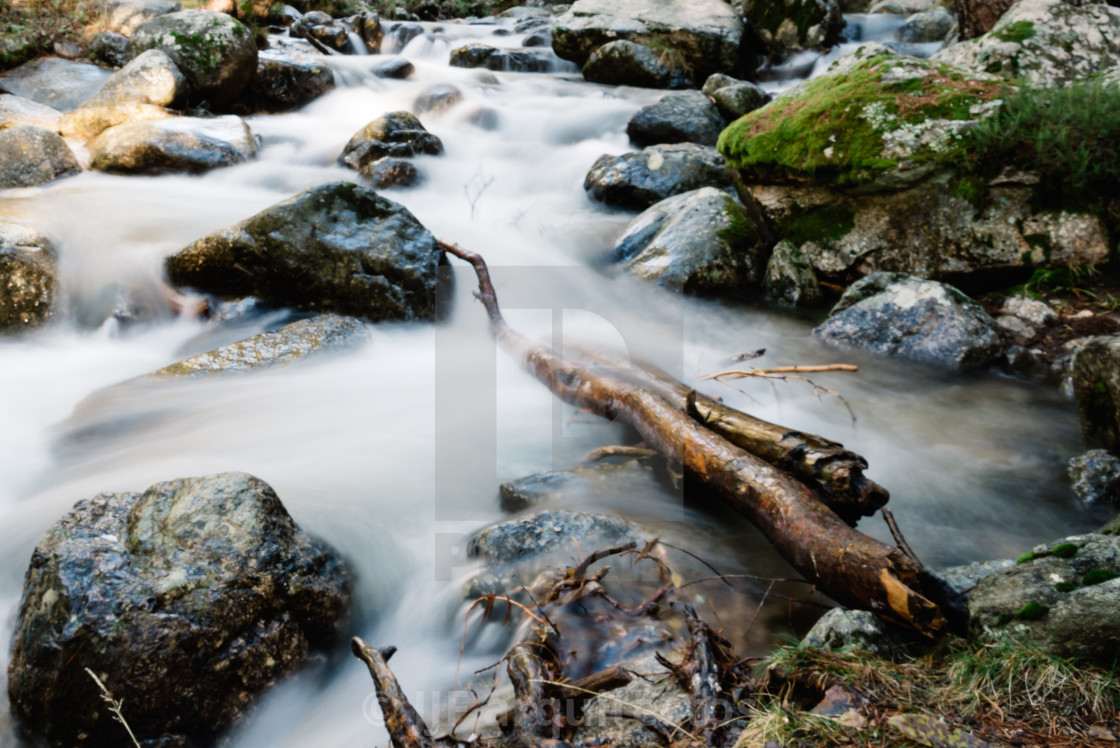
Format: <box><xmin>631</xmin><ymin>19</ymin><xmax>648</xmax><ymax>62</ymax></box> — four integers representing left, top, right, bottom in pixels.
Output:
<box><xmin>780</xmin><ymin>203</ymin><xmax>856</xmax><ymax>246</ymax></box>
<box><xmin>1082</xmin><ymin>569</ymin><xmax>1120</xmax><ymax>586</ymax></box>
<box><xmin>1054</xmin><ymin>581</ymin><xmax>1077</xmax><ymax>593</ymax></box>
<box><xmin>1014</xmin><ymin>601</ymin><xmax>1050</xmax><ymax>621</ymax></box>
<box><xmin>995</xmin><ymin>20</ymin><xmax>1035</xmax><ymax>44</ymax></box>
<box><xmin>1051</xmin><ymin>543</ymin><xmax>1080</xmax><ymax>558</ymax></box>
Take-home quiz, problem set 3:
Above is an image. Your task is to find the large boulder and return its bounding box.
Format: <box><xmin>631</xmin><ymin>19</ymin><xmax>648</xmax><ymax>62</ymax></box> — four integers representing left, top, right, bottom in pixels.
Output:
<box><xmin>610</xmin><ymin>187</ymin><xmax>766</xmax><ymax>297</ymax></box>
<box><xmin>584</xmin><ymin>143</ymin><xmax>732</xmax><ymax>210</ymax></box>
<box><xmin>0</xmin><ymin>93</ymin><xmax>62</xmax><ymax>132</ymax></box>
<box><xmin>339</xmin><ymin>110</ymin><xmax>442</xmax><ymax>171</ymax></box>
<box><xmin>88</xmin><ymin>114</ymin><xmax>257</xmax><ymax>174</ymax></box>
<box><xmin>739</xmin><ymin>0</ymin><xmax>843</xmax><ymax>62</ymax></box>
<box><xmin>125</xmin><ymin>10</ymin><xmax>258</xmax><ymax>109</ymax></box>
<box><xmin>581</xmin><ymin>40</ymin><xmax>678</xmax><ymax>88</ymax></box>
<box><xmin>1070</xmin><ymin>335</ymin><xmax>1120</xmax><ymax>451</ymax></box>
<box><xmin>58</xmin><ymin>101</ymin><xmax>175</xmax><ymax>142</ymax></box>
<box><xmin>0</xmin><ymin>57</ymin><xmax>113</xmax><ymax>112</ymax></box>
<box><xmin>626</xmin><ymin>90</ymin><xmax>725</xmax><ymax>148</ymax></box>
<box><xmin>969</xmin><ymin>534</ymin><xmax>1120</xmax><ymax>666</ymax></box>
<box><xmin>702</xmin><ymin>73</ymin><xmax>771</xmax><ymax>121</ymax></box>
<box><xmin>551</xmin><ymin>0</ymin><xmax>743</xmax><ymax>84</ymax></box>
<box><xmin>812</xmin><ymin>272</ymin><xmax>1006</xmax><ymax>368</ymax></box>
<box><xmin>0</xmin><ymin>124</ymin><xmax>80</xmax><ymax>188</ymax></box>
<box><xmin>7</xmin><ymin>472</ymin><xmax>352</xmax><ymax>747</ymax></box>
<box><xmin>448</xmin><ymin>43</ymin><xmax>563</xmax><ymax>73</ymax></box>
<box><xmin>932</xmin><ymin>0</ymin><xmax>1120</xmax><ymax>88</ymax></box>
<box><xmin>84</xmin><ymin>49</ymin><xmax>189</xmax><ymax>108</ymax></box>
<box><xmin>0</xmin><ymin>221</ymin><xmax>57</xmax><ymax>333</ymax></box>
<box><xmin>165</xmin><ymin>182</ymin><xmax>446</xmax><ymax>323</ymax></box>
<box><xmin>100</xmin><ymin>0</ymin><xmax>182</xmax><ymax>35</ymax></box>
<box><xmin>240</xmin><ymin>37</ymin><xmax>335</xmax><ymax>114</ymax></box>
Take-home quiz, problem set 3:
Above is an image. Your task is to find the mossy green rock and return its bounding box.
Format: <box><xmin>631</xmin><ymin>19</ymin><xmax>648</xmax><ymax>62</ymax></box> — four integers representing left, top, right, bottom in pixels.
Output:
<box><xmin>165</xmin><ymin>182</ymin><xmax>445</xmax><ymax>323</ymax></box>
<box><xmin>1070</xmin><ymin>335</ymin><xmax>1120</xmax><ymax>451</ymax></box>
<box><xmin>0</xmin><ymin>221</ymin><xmax>56</xmax><ymax>333</ymax></box>
<box><xmin>717</xmin><ymin>52</ymin><xmax>1003</xmax><ymax>190</ymax></box>
<box><xmin>969</xmin><ymin>534</ymin><xmax>1120</xmax><ymax>666</ymax></box>
<box><xmin>7</xmin><ymin>472</ymin><xmax>352</xmax><ymax>747</ymax></box>
<box><xmin>125</xmin><ymin>10</ymin><xmax>258</xmax><ymax>109</ymax></box>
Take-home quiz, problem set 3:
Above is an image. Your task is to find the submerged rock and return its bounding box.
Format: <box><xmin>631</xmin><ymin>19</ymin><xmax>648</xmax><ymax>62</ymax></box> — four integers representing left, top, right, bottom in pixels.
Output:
<box><xmin>7</xmin><ymin>472</ymin><xmax>352</xmax><ymax>747</ymax></box>
<box><xmin>359</xmin><ymin>156</ymin><xmax>420</xmax><ymax>189</ymax></box>
<box><xmin>88</xmin><ymin>114</ymin><xmax>257</xmax><ymax>174</ymax></box>
<box><xmin>339</xmin><ymin>110</ymin><xmax>442</xmax><ymax>171</ymax></box>
<box><xmin>584</xmin><ymin>143</ymin><xmax>732</xmax><ymax>210</ymax></box>
<box><xmin>0</xmin><ymin>221</ymin><xmax>57</xmax><ymax>333</ymax></box>
<box><xmin>499</xmin><ymin>459</ymin><xmax>665</xmax><ymax>513</ymax></box>
<box><xmin>165</xmin><ymin>181</ymin><xmax>445</xmax><ymax>323</ymax></box>
<box><xmin>1069</xmin><ymin>450</ymin><xmax>1120</xmax><ymax>507</ymax></box>
<box><xmin>0</xmin><ymin>57</ymin><xmax>113</xmax><ymax>112</ymax></box>
<box><xmin>627</xmin><ymin>90</ymin><xmax>725</xmax><ymax>148</ymax></box>
<box><xmin>969</xmin><ymin>534</ymin><xmax>1120</xmax><ymax>666</ymax></box>
<box><xmin>1070</xmin><ymin>335</ymin><xmax>1120</xmax><ymax>451</ymax></box>
<box><xmin>0</xmin><ymin>124</ymin><xmax>80</xmax><ymax>188</ymax></box>
<box><xmin>812</xmin><ymin>273</ymin><xmax>1005</xmax><ymax>368</ymax></box>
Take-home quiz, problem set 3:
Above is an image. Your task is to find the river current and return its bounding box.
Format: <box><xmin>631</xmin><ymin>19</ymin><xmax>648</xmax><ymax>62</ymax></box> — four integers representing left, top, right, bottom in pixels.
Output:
<box><xmin>0</xmin><ymin>14</ymin><xmax>1102</xmax><ymax>746</ymax></box>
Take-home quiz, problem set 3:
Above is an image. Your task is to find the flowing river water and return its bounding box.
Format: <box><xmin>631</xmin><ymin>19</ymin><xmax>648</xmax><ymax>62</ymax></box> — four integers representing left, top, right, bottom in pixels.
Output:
<box><xmin>0</xmin><ymin>13</ymin><xmax>1106</xmax><ymax>746</ymax></box>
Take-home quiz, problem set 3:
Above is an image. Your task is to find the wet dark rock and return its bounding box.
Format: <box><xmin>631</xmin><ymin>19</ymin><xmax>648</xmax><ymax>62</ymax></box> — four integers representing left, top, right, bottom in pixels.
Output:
<box><xmin>0</xmin><ymin>125</ymin><xmax>80</xmax><ymax>188</ymax></box>
<box><xmin>0</xmin><ymin>57</ymin><xmax>114</xmax><ymax>112</ymax></box>
<box><xmin>581</xmin><ymin>40</ymin><xmax>674</xmax><ymax>88</ymax></box>
<box><xmin>292</xmin><ymin>11</ymin><xmax>350</xmax><ymax>52</ymax></box>
<box><xmin>84</xmin><ymin>49</ymin><xmax>189</xmax><ymax>108</ymax></box>
<box><xmin>1069</xmin><ymin>449</ymin><xmax>1120</xmax><ymax>506</ymax></box>
<box><xmin>391</xmin><ymin>22</ymin><xmax>427</xmax><ymax>49</ymax></box>
<box><xmin>448</xmin><ymin>43</ymin><xmax>558</xmax><ymax>73</ymax></box>
<box><xmin>165</xmin><ymin>182</ymin><xmax>445</xmax><ymax>323</ymax></box>
<box><xmin>242</xmin><ymin>37</ymin><xmax>335</xmax><ymax>114</ymax></box>
<box><xmin>88</xmin><ymin>115</ymin><xmax>257</xmax><ymax>174</ymax></box>
<box><xmin>125</xmin><ymin>10</ymin><xmax>258</xmax><ymax>109</ymax></box>
<box><xmin>343</xmin><ymin>10</ymin><xmax>383</xmax><ymax>53</ymax></box>
<box><xmin>89</xmin><ymin>31</ymin><xmax>131</xmax><ymax>68</ymax></box>
<box><xmin>339</xmin><ymin>110</ymin><xmax>442</xmax><ymax>171</ymax></box>
<box><xmin>708</xmin><ymin>80</ymin><xmax>770</xmax><ymax>121</ymax></box>
<box><xmin>413</xmin><ymin>83</ymin><xmax>461</xmax><ymax>114</ymax></box>
<box><xmin>812</xmin><ymin>273</ymin><xmax>1006</xmax><ymax>368</ymax></box>
<box><xmin>1070</xmin><ymin>335</ymin><xmax>1120</xmax><ymax>451</ymax></box>
<box><xmin>764</xmin><ymin>239</ymin><xmax>822</xmax><ymax>306</ymax></box>
<box><xmin>584</xmin><ymin>143</ymin><xmax>732</xmax><ymax>210</ymax></box>
<box><xmin>626</xmin><ymin>90</ymin><xmax>725</xmax><ymax>147</ymax></box>
<box><xmin>969</xmin><ymin>533</ymin><xmax>1120</xmax><ymax>666</ymax></box>
<box><xmin>897</xmin><ymin>7</ymin><xmax>955</xmax><ymax>42</ymax></box>
<box><xmin>359</xmin><ymin>156</ymin><xmax>419</xmax><ymax>188</ymax></box>
<box><xmin>521</xmin><ymin>28</ymin><xmax>552</xmax><ymax>47</ymax></box>
<box><xmin>7</xmin><ymin>472</ymin><xmax>352</xmax><ymax>747</ymax></box>
<box><xmin>0</xmin><ymin>221</ymin><xmax>57</xmax><ymax>334</ymax></box>
<box><xmin>101</xmin><ymin>0</ymin><xmax>182</xmax><ymax>35</ymax></box>
<box><xmin>738</xmin><ymin>0</ymin><xmax>843</xmax><ymax>62</ymax></box>
<box><xmin>371</xmin><ymin>57</ymin><xmax>414</xmax><ymax>79</ymax></box>
<box><xmin>611</xmin><ymin>187</ymin><xmax>765</xmax><ymax>296</ymax></box>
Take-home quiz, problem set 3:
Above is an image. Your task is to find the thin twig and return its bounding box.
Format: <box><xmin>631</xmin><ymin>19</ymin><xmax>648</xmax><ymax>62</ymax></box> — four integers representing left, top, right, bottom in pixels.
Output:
<box><xmin>581</xmin><ymin>445</ymin><xmax>658</xmax><ymax>464</ymax></box>
<box><xmin>85</xmin><ymin>668</ymin><xmax>142</xmax><ymax>748</ymax></box>
<box><xmin>450</xmin><ymin>674</ymin><xmax>500</xmax><ymax>739</ymax></box>
<box><xmin>701</xmin><ymin>364</ymin><xmax>859</xmax><ymax>379</ymax></box>
<box><xmin>881</xmin><ymin>507</ymin><xmax>924</xmax><ymax>570</ymax></box>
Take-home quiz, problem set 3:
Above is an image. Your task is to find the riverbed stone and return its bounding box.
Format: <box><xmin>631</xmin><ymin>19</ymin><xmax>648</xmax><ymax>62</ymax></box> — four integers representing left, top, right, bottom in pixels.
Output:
<box><xmin>6</xmin><ymin>471</ymin><xmax>352</xmax><ymax>747</ymax></box>
<box><xmin>125</xmin><ymin>10</ymin><xmax>258</xmax><ymax>109</ymax></box>
<box><xmin>764</xmin><ymin>239</ymin><xmax>822</xmax><ymax>306</ymax></box>
<box><xmin>611</xmin><ymin>187</ymin><xmax>766</xmax><ymax>297</ymax></box>
<box><xmin>0</xmin><ymin>57</ymin><xmax>114</xmax><ymax>112</ymax></box>
<box><xmin>581</xmin><ymin>40</ymin><xmax>675</xmax><ymax>88</ymax></box>
<box><xmin>449</xmin><ymin>43</ymin><xmax>558</xmax><ymax>73</ymax></box>
<box><xmin>101</xmin><ymin>0</ymin><xmax>182</xmax><ymax>35</ymax></box>
<box><xmin>1070</xmin><ymin>335</ymin><xmax>1120</xmax><ymax>451</ymax></box>
<box><xmin>413</xmin><ymin>83</ymin><xmax>461</xmax><ymax>114</ymax></box>
<box><xmin>359</xmin><ymin>156</ymin><xmax>420</xmax><ymax>188</ymax></box>
<box><xmin>0</xmin><ymin>94</ymin><xmax>62</xmax><ymax>132</ymax></box>
<box><xmin>1069</xmin><ymin>450</ymin><xmax>1120</xmax><ymax>507</ymax></box>
<box><xmin>242</xmin><ymin>37</ymin><xmax>335</xmax><ymax>114</ymax></box>
<box><xmin>932</xmin><ymin>0</ymin><xmax>1120</xmax><ymax>88</ymax></box>
<box><xmin>969</xmin><ymin>533</ymin><xmax>1120</xmax><ymax>666</ymax></box>
<box><xmin>90</xmin><ymin>31</ymin><xmax>131</xmax><ymax>68</ymax></box>
<box><xmin>0</xmin><ymin>124</ymin><xmax>80</xmax><ymax>188</ymax></box>
<box><xmin>165</xmin><ymin>181</ymin><xmax>445</xmax><ymax>323</ymax></box>
<box><xmin>84</xmin><ymin>49</ymin><xmax>189</xmax><ymax>108</ymax></box>
<box><xmin>88</xmin><ymin>114</ymin><xmax>257</xmax><ymax>174</ymax></box>
<box><xmin>584</xmin><ymin>143</ymin><xmax>732</xmax><ymax>210</ymax></box>
<box><xmin>0</xmin><ymin>221</ymin><xmax>57</xmax><ymax>333</ymax></box>
<box><xmin>499</xmin><ymin>459</ymin><xmax>664</xmax><ymax>513</ymax></box>
<box><xmin>739</xmin><ymin>0</ymin><xmax>844</xmax><ymax>61</ymax></box>
<box><xmin>58</xmin><ymin>101</ymin><xmax>175</xmax><ymax>141</ymax></box>
<box><xmin>292</xmin><ymin>11</ymin><xmax>350</xmax><ymax>53</ymax></box>
<box><xmin>371</xmin><ymin>57</ymin><xmax>414</xmax><ymax>79</ymax></box>
<box><xmin>339</xmin><ymin>111</ymin><xmax>442</xmax><ymax>171</ymax></box>
<box><xmin>707</xmin><ymin>80</ymin><xmax>771</xmax><ymax>121</ymax></box>
<box><xmin>627</xmin><ymin>90</ymin><xmax>724</xmax><ymax>148</ymax></box>
<box><xmin>551</xmin><ymin>0</ymin><xmax>743</xmax><ymax>83</ymax></box>
<box><xmin>898</xmin><ymin>7</ymin><xmax>955</xmax><ymax>43</ymax></box>
<box><xmin>802</xmin><ymin>609</ymin><xmax>915</xmax><ymax>657</ymax></box>
<box><xmin>812</xmin><ymin>273</ymin><xmax>1006</xmax><ymax>368</ymax></box>
<box><xmin>343</xmin><ymin>10</ymin><xmax>384</xmax><ymax>54</ymax></box>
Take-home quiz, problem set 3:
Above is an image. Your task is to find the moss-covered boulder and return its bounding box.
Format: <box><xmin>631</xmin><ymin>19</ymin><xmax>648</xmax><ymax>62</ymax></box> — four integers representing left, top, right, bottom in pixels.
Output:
<box><xmin>0</xmin><ymin>221</ymin><xmax>56</xmax><ymax>334</ymax></box>
<box><xmin>932</xmin><ymin>0</ymin><xmax>1120</xmax><ymax>88</ymax></box>
<box><xmin>165</xmin><ymin>182</ymin><xmax>446</xmax><ymax>323</ymax></box>
<box><xmin>7</xmin><ymin>472</ymin><xmax>352</xmax><ymax>747</ymax></box>
<box><xmin>1070</xmin><ymin>335</ymin><xmax>1120</xmax><ymax>452</ymax></box>
<box><xmin>125</xmin><ymin>10</ymin><xmax>258</xmax><ymax>109</ymax></box>
<box><xmin>739</xmin><ymin>0</ymin><xmax>843</xmax><ymax>63</ymax></box>
<box><xmin>584</xmin><ymin>143</ymin><xmax>732</xmax><ymax>210</ymax></box>
<box><xmin>552</xmin><ymin>0</ymin><xmax>743</xmax><ymax>84</ymax></box>
<box><xmin>718</xmin><ymin>51</ymin><xmax>1003</xmax><ymax>191</ymax></box>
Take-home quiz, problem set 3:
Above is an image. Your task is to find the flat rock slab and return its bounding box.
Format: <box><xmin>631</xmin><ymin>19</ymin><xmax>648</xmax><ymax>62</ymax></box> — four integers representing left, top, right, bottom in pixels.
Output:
<box><xmin>0</xmin><ymin>93</ymin><xmax>62</xmax><ymax>131</ymax></box>
<box><xmin>0</xmin><ymin>57</ymin><xmax>113</xmax><ymax>112</ymax></box>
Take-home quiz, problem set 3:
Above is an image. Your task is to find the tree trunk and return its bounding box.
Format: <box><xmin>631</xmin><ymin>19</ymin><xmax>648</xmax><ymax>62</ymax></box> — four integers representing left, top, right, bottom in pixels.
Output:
<box><xmin>957</xmin><ymin>0</ymin><xmax>1016</xmax><ymax>40</ymax></box>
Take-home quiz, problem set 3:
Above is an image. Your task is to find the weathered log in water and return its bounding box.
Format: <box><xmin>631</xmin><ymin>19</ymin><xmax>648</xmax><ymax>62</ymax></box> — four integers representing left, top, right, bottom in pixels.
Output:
<box><xmin>438</xmin><ymin>241</ymin><xmax>964</xmax><ymax>638</ymax></box>
<box><xmin>351</xmin><ymin>638</ymin><xmax>447</xmax><ymax>748</ymax></box>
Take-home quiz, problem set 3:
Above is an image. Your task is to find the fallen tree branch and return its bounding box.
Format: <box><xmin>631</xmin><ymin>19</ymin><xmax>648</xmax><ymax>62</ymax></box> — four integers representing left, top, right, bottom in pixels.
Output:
<box><xmin>351</xmin><ymin>638</ymin><xmax>444</xmax><ymax>748</ymax></box>
<box><xmin>438</xmin><ymin>241</ymin><xmax>964</xmax><ymax>638</ymax></box>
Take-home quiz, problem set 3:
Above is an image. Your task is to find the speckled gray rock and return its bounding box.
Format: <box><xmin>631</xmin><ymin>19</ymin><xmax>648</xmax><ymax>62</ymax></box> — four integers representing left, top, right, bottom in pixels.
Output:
<box><xmin>812</xmin><ymin>273</ymin><xmax>1006</xmax><ymax>368</ymax></box>
<box><xmin>125</xmin><ymin>10</ymin><xmax>258</xmax><ymax>108</ymax></box>
<box><xmin>147</xmin><ymin>315</ymin><xmax>369</xmax><ymax>379</ymax></box>
<box><xmin>499</xmin><ymin>459</ymin><xmax>664</xmax><ymax>513</ymax></box>
<box><xmin>165</xmin><ymin>182</ymin><xmax>445</xmax><ymax>323</ymax></box>
<box><xmin>1002</xmin><ymin>296</ymin><xmax>1057</xmax><ymax>327</ymax></box>
<box><xmin>242</xmin><ymin>37</ymin><xmax>335</xmax><ymax>114</ymax></box>
<box><xmin>708</xmin><ymin>81</ymin><xmax>770</xmax><ymax>121</ymax></box>
<box><xmin>0</xmin><ymin>94</ymin><xmax>62</xmax><ymax>131</ymax></box>
<box><xmin>88</xmin><ymin>114</ymin><xmax>256</xmax><ymax>174</ymax></box>
<box><xmin>1069</xmin><ymin>450</ymin><xmax>1120</xmax><ymax>506</ymax></box>
<box><xmin>359</xmin><ymin>156</ymin><xmax>420</xmax><ymax>189</ymax></box>
<box><xmin>90</xmin><ymin>31</ymin><xmax>130</xmax><ymax>68</ymax></box>
<box><xmin>611</xmin><ymin>187</ymin><xmax>765</xmax><ymax>297</ymax></box>
<box><xmin>551</xmin><ymin>0</ymin><xmax>743</xmax><ymax>82</ymax></box>
<box><xmin>801</xmin><ymin>608</ymin><xmax>914</xmax><ymax>657</ymax></box>
<box><xmin>7</xmin><ymin>471</ymin><xmax>352</xmax><ymax>747</ymax></box>
<box><xmin>739</xmin><ymin>0</ymin><xmax>843</xmax><ymax>61</ymax></box>
<box><xmin>584</xmin><ymin>143</ymin><xmax>732</xmax><ymax>210</ymax></box>
<box><xmin>85</xmin><ymin>49</ymin><xmax>188</xmax><ymax>108</ymax></box>
<box><xmin>101</xmin><ymin>0</ymin><xmax>182</xmax><ymax>35</ymax></box>
<box><xmin>58</xmin><ymin>101</ymin><xmax>174</xmax><ymax>141</ymax></box>
<box><xmin>339</xmin><ymin>111</ymin><xmax>442</xmax><ymax>171</ymax></box>
<box><xmin>0</xmin><ymin>58</ymin><xmax>112</xmax><ymax>112</ymax></box>
<box><xmin>764</xmin><ymin>239</ymin><xmax>822</xmax><ymax>306</ymax></box>
<box><xmin>581</xmin><ymin>40</ymin><xmax>675</xmax><ymax>88</ymax></box>
<box><xmin>968</xmin><ymin>534</ymin><xmax>1120</xmax><ymax>666</ymax></box>
<box><xmin>935</xmin><ymin>558</ymin><xmax>1014</xmax><ymax>596</ymax></box>
<box><xmin>1070</xmin><ymin>335</ymin><xmax>1120</xmax><ymax>451</ymax></box>
<box><xmin>0</xmin><ymin>221</ymin><xmax>56</xmax><ymax>333</ymax></box>
<box><xmin>0</xmin><ymin>124</ymin><xmax>80</xmax><ymax>188</ymax></box>
<box><xmin>469</xmin><ymin>510</ymin><xmax>641</xmax><ymax>564</ymax></box>
<box><xmin>932</xmin><ymin>0</ymin><xmax>1120</xmax><ymax>88</ymax></box>
<box><xmin>898</xmin><ymin>7</ymin><xmax>955</xmax><ymax>43</ymax></box>
<box><xmin>626</xmin><ymin>90</ymin><xmax>725</xmax><ymax>148</ymax></box>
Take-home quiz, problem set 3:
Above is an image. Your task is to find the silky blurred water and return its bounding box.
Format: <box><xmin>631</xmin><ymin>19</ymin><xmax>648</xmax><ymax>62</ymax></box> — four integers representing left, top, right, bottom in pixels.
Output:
<box><xmin>0</xmin><ymin>15</ymin><xmax>1101</xmax><ymax>747</ymax></box>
